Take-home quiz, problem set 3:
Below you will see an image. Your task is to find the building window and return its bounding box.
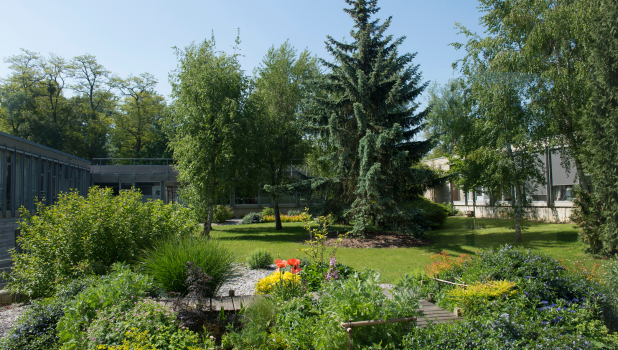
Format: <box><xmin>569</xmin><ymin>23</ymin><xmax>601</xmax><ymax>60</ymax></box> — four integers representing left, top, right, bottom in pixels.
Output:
<box><xmin>553</xmin><ymin>185</ymin><xmax>574</xmax><ymax>201</ymax></box>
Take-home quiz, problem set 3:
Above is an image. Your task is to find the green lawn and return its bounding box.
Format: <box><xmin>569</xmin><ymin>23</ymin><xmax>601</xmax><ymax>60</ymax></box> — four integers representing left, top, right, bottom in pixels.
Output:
<box><xmin>210</xmin><ymin>217</ymin><xmax>605</xmax><ymax>283</ymax></box>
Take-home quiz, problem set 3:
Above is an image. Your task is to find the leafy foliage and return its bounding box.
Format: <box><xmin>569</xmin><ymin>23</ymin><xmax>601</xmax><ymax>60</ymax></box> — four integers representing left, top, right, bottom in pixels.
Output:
<box><xmin>0</xmin><ymin>298</ymin><xmax>65</xmax><ymax>350</ymax></box>
<box><xmin>56</xmin><ymin>263</ymin><xmax>155</xmax><ymax>348</ymax></box>
<box><xmin>212</xmin><ymin>205</ymin><xmax>234</xmax><ymax>224</ymax></box>
<box><xmin>246</xmin><ymin>249</ymin><xmax>273</xmax><ymax>269</ymax></box>
<box><xmin>404</xmin><ymin>196</ymin><xmax>448</xmax><ymax>227</ymax></box>
<box><xmin>272</xmin><ymin>271</ymin><xmax>419</xmax><ymax>349</ymax></box>
<box><xmin>407</xmin><ymin>245</ymin><xmax>618</xmax><ymax>348</ymax></box>
<box><xmin>168</xmin><ymin>36</ymin><xmax>252</xmax><ymax>234</ymax></box>
<box><xmin>580</xmin><ymin>0</ymin><xmax>618</xmax><ymax>255</ymax></box>
<box><xmin>8</xmin><ymin>187</ymin><xmax>195</xmax><ymax>298</ymax></box>
<box><xmin>139</xmin><ymin>236</ymin><xmax>237</xmax><ymax>297</ymax></box>
<box><xmin>252</xmin><ymin>41</ymin><xmax>319</xmax><ymax>230</ymax></box>
<box><xmin>86</xmin><ymin>299</ymin><xmax>201</xmax><ymax>350</ymax></box>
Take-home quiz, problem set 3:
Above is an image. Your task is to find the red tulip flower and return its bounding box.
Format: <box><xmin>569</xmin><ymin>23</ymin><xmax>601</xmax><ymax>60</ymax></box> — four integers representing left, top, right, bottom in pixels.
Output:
<box><xmin>287</xmin><ymin>258</ymin><xmax>301</xmax><ymax>267</ymax></box>
<box><xmin>275</xmin><ymin>259</ymin><xmax>288</xmax><ymax>268</ymax></box>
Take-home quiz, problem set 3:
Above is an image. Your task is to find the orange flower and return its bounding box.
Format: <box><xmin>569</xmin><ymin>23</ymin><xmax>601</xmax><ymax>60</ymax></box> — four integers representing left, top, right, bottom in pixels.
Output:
<box><xmin>291</xmin><ymin>266</ymin><xmax>302</xmax><ymax>274</ymax></box>
<box><xmin>287</xmin><ymin>258</ymin><xmax>301</xmax><ymax>267</ymax></box>
<box><xmin>275</xmin><ymin>259</ymin><xmax>288</xmax><ymax>268</ymax></box>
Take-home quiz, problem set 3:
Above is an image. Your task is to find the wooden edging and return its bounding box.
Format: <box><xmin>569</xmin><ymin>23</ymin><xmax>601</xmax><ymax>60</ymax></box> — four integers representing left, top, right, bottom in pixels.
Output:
<box><xmin>432</xmin><ymin>278</ymin><xmax>468</xmax><ymax>288</ymax></box>
<box><xmin>340</xmin><ymin>316</ymin><xmax>416</xmax><ymax>350</ymax></box>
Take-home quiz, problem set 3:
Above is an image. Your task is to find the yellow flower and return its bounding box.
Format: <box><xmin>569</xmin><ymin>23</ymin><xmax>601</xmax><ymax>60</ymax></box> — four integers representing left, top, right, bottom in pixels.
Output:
<box><xmin>255</xmin><ymin>271</ymin><xmax>300</xmax><ymax>294</ymax></box>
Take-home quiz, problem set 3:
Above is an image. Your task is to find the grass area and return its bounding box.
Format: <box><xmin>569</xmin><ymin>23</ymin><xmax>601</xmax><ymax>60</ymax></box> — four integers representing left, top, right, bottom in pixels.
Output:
<box><xmin>210</xmin><ymin>217</ymin><xmax>605</xmax><ymax>283</ymax></box>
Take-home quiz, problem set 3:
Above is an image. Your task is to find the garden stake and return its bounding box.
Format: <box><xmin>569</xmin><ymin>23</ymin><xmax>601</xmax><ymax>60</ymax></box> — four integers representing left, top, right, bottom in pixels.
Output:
<box><xmin>346</xmin><ymin>327</ymin><xmax>353</xmax><ymax>350</ymax></box>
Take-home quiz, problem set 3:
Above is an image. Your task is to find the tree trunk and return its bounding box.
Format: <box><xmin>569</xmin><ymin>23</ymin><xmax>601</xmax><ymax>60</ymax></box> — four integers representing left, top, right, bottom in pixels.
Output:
<box><xmin>473</xmin><ymin>191</ymin><xmax>477</xmax><ymax>229</ymax></box>
<box><xmin>506</xmin><ymin>143</ymin><xmax>523</xmax><ymax>243</ymax></box>
<box><xmin>204</xmin><ymin>202</ymin><xmax>214</xmax><ymax>237</ymax></box>
<box><xmin>274</xmin><ymin>197</ymin><xmax>282</xmax><ymax>230</ymax></box>
<box><xmin>574</xmin><ymin>157</ymin><xmax>591</xmax><ymax>194</ymax></box>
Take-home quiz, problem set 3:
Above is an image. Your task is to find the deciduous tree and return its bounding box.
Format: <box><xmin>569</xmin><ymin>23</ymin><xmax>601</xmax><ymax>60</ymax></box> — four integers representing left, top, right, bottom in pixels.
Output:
<box><xmin>168</xmin><ymin>37</ymin><xmax>249</xmax><ymax>235</ymax></box>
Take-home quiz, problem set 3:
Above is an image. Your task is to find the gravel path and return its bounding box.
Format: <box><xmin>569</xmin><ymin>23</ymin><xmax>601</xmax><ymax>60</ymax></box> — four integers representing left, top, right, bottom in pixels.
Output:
<box><xmin>216</xmin><ymin>264</ymin><xmax>276</xmax><ymax>296</ymax></box>
<box><xmin>0</xmin><ymin>304</ymin><xmax>26</xmax><ymax>339</ymax></box>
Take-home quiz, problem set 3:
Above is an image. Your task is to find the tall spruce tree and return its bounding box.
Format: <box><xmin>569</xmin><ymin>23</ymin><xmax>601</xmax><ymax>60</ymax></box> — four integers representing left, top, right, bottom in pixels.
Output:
<box><xmin>305</xmin><ymin>0</ymin><xmax>432</xmax><ymax>236</ymax></box>
<box><xmin>581</xmin><ymin>0</ymin><xmax>618</xmax><ymax>254</ymax></box>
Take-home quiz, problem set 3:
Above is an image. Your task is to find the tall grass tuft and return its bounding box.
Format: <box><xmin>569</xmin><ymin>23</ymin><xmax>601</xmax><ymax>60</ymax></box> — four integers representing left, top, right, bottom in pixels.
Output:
<box><xmin>140</xmin><ymin>236</ymin><xmax>238</xmax><ymax>297</ymax></box>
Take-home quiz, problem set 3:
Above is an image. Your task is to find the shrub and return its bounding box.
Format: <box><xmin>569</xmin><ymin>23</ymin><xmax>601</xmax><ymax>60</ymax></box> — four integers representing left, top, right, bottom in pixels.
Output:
<box><xmin>8</xmin><ymin>187</ymin><xmax>196</xmax><ymax>298</ymax></box>
<box><xmin>246</xmin><ymin>249</ymin><xmax>273</xmax><ymax>269</ymax></box>
<box><xmin>86</xmin><ymin>298</ymin><xmax>202</xmax><ymax>350</ymax></box>
<box><xmin>404</xmin><ymin>196</ymin><xmax>448</xmax><ymax>227</ymax></box>
<box><xmin>287</xmin><ymin>209</ymin><xmax>302</xmax><ymax>216</ymax></box>
<box><xmin>224</xmin><ymin>297</ymin><xmax>278</xmax><ymax>350</ymax></box>
<box><xmin>0</xmin><ymin>298</ymin><xmax>65</xmax><ymax>350</ymax></box>
<box><xmin>445</xmin><ymin>280</ymin><xmax>518</xmax><ymax>315</ymax></box>
<box><xmin>424</xmin><ymin>251</ymin><xmax>471</xmax><ymax>277</ymax></box>
<box><xmin>262</xmin><ymin>214</ymin><xmax>306</xmax><ymax>223</ymax></box>
<box><xmin>301</xmin><ymin>258</ymin><xmax>356</xmax><ymax>292</ymax></box>
<box><xmin>241</xmin><ymin>212</ymin><xmax>264</xmax><ymax>224</ymax></box>
<box><xmin>212</xmin><ymin>205</ymin><xmax>234</xmax><ymax>223</ymax></box>
<box><xmin>424</xmin><ymin>245</ymin><xmax>606</xmax><ymax>308</ymax></box>
<box><xmin>443</xmin><ymin>203</ymin><xmax>460</xmax><ymax>216</ymax></box>
<box><xmin>405</xmin><ymin>246</ymin><xmax>618</xmax><ymax>349</ymax></box>
<box><xmin>56</xmin><ymin>263</ymin><xmax>154</xmax><ymax>348</ymax></box>
<box><xmin>402</xmin><ymin>304</ymin><xmax>608</xmax><ymax>349</ymax></box>
<box><xmin>273</xmin><ymin>272</ymin><xmax>419</xmax><ymax>349</ymax></box>
<box><xmin>140</xmin><ymin>236</ymin><xmax>237</xmax><ymax>297</ymax></box>
<box><xmin>261</xmin><ymin>207</ymin><xmax>275</xmax><ymax>216</ymax></box>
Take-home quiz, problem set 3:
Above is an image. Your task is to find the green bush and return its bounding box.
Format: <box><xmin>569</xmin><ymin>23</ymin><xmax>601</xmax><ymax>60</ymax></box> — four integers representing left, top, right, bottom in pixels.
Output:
<box><xmin>287</xmin><ymin>209</ymin><xmax>302</xmax><ymax>216</ymax></box>
<box><xmin>402</xmin><ymin>302</ymin><xmax>608</xmax><ymax>349</ymax></box>
<box><xmin>405</xmin><ymin>246</ymin><xmax>618</xmax><ymax>348</ymax></box>
<box><xmin>213</xmin><ymin>205</ymin><xmax>234</xmax><ymax>223</ymax></box>
<box><xmin>0</xmin><ymin>297</ymin><xmax>65</xmax><ymax>350</ymax></box>
<box><xmin>225</xmin><ymin>297</ymin><xmax>278</xmax><ymax>349</ymax></box>
<box><xmin>300</xmin><ymin>260</ymin><xmax>356</xmax><ymax>292</ymax></box>
<box><xmin>86</xmin><ymin>298</ymin><xmax>201</xmax><ymax>350</ymax></box>
<box><xmin>273</xmin><ymin>272</ymin><xmax>419</xmax><ymax>349</ymax></box>
<box><xmin>261</xmin><ymin>207</ymin><xmax>275</xmax><ymax>216</ymax></box>
<box><xmin>404</xmin><ymin>196</ymin><xmax>448</xmax><ymax>227</ymax></box>
<box><xmin>246</xmin><ymin>249</ymin><xmax>273</xmax><ymax>269</ymax></box>
<box><xmin>8</xmin><ymin>187</ymin><xmax>196</xmax><ymax>298</ymax></box>
<box><xmin>140</xmin><ymin>236</ymin><xmax>238</xmax><ymax>296</ymax></box>
<box><xmin>56</xmin><ymin>263</ymin><xmax>154</xmax><ymax>349</ymax></box>
<box><xmin>241</xmin><ymin>212</ymin><xmax>264</xmax><ymax>224</ymax></box>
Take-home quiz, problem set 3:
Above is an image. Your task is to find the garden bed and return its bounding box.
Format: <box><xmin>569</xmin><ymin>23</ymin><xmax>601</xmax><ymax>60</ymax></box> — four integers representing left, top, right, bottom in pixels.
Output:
<box><xmin>307</xmin><ymin>232</ymin><xmax>432</xmax><ymax>248</ymax></box>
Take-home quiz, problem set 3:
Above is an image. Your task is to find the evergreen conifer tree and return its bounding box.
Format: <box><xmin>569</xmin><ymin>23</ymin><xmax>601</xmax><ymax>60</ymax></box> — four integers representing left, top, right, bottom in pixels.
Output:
<box><xmin>305</xmin><ymin>0</ymin><xmax>432</xmax><ymax>236</ymax></box>
<box><xmin>582</xmin><ymin>0</ymin><xmax>618</xmax><ymax>254</ymax></box>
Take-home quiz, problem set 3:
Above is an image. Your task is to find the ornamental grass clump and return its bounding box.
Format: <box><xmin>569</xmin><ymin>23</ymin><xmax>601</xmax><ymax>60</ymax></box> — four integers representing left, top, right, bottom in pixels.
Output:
<box><xmin>140</xmin><ymin>236</ymin><xmax>237</xmax><ymax>297</ymax></box>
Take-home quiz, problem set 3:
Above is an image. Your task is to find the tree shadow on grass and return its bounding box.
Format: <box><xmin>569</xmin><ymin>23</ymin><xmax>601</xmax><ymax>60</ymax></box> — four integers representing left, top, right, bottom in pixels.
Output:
<box><xmin>415</xmin><ymin>229</ymin><xmax>579</xmax><ymax>257</ymax></box>
<box><xmin>211</xmin><ymin>225</ymin><xmax>308</xmax><ymax>243</ymax></box>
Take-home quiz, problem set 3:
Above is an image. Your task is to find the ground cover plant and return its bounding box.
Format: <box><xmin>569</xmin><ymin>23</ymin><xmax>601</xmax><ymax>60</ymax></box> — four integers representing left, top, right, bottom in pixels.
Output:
<box><xmin>7</xmin><ymin>187</ymin><xmax>196</xmax><ymax>298</ymax></box>
<box><xmin>403</xmin><ymin>245</ymin><xmax>618</xmax><ymax>349</ymax></box>
<box><xmin>0</xmin><ymin>263</ymin><xmax>218</xmax><ymax>350</ymax></box>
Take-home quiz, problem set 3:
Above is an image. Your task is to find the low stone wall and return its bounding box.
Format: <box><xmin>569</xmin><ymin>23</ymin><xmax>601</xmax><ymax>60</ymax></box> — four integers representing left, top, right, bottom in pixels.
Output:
<box><xmin>452</xmin><ymin>204</ymin><xmax>573</xmax><ymax>223</ymax></box>
<box><xmin>232</xmin><ymin>204</ymin><xmax>302</xmax><ymax>218</ymax></box>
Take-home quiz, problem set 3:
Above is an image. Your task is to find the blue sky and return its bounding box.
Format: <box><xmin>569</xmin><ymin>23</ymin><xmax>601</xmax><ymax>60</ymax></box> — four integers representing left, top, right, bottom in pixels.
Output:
<box><xmin>0</xmin><ymin>0</ymin><xmax>485</xmax><ymax>103</ymax></box>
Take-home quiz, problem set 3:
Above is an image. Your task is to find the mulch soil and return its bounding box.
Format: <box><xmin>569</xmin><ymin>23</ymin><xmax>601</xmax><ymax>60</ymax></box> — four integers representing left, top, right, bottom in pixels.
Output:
<box><xmin>302</xmin><ymin>232</ymin><xmax>432</xmax><ymax>248</ymax></box>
